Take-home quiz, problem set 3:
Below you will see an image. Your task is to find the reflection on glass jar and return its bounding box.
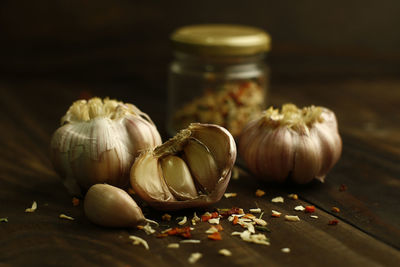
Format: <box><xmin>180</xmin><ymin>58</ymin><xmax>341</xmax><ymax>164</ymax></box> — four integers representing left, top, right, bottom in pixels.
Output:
<box><xmin>167</xmin><ymin>24</ymin><xmax>271</xmax><ymax>138</ymax></box>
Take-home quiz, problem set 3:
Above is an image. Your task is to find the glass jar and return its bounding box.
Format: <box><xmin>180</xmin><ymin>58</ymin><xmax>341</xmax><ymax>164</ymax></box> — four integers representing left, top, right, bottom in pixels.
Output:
<box><xmin>167</xmin><ymin>24</ymin><xmax>270</xmax><ymax>138</ymax></box>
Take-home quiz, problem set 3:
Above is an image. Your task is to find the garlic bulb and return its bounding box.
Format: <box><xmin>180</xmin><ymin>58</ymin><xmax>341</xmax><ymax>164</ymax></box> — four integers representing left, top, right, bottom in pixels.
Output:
<box><xmin>51</xmin><ymin>97</ymin><xmax>162</xmax><ymax>196</ymax></box>
<box><xmin>239</xmin><ymin>104</ymin><xmax>342</xmax><ymax>184</ymax></box>
<box><xmin>84</xmin><ymin>184</ymin><xmax>145</xmax><ymax>227</ymax></box>
<box><xmin>130</xmin><ymin>123</ymin><xmax>236</xmax><ymax>210</ymax></box>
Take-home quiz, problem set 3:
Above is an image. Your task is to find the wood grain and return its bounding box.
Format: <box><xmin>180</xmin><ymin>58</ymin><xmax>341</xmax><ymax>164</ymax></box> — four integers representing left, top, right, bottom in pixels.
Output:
<box><xmin>0</xmin><ymin>81</ymin><xmax>399</xmax><ymax>266</ymax></box>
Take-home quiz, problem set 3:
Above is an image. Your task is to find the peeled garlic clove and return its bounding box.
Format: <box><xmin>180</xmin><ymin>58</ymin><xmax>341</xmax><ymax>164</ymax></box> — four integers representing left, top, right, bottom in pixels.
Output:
<box><xmin>160</xmin><ymin>155</ymin><xmax>198</xmax><ymax>200</ymax></box>
<box><xmin>239</xmin><ymin>104</ymin><xmax>342</xmax><ymax>184</ymax></box>
<box><xmin>84</xmin><ymin>184</ymin><xmax>145</xmax><ymax>228</ymax></box>
<box><xmin>130</xmin><ymin>123</ymin><xmax>236</xmax><ymax>210</ymax></box>
<box><xmin>50</xmin><ymin>97</ymin><xmax>162</xmax><ymax>196</ymax></box>
<box><xmin>183</xmin><ymin>138</ymin><xmax>219</xmax><ymax>193</ymax></box>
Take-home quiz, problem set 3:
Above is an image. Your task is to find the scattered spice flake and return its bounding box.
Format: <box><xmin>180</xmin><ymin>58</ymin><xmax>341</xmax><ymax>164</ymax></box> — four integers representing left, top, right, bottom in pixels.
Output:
<box><xmin>162</xmin><ymin>213</ymin><xmax>172</xmax><ymax>221</ymax></box>
<box><xmin>238</xmin><ymin>221</ymin><xmax>255</xmax><ymax>234</ymax></box>
<box><xmin>253</xmin><ymin>218</ymin><xmax>268</xmax><ymax>226</ymax></box>
<box><xmin>206</xmin><ymin>225</ymin><xmax>224</xmax><ymax>234</ymax></box>
<box><xmin>288</xmin><ymin>194</ymin><xmax>298</xmax><ymax>200</ymax></box>
<box><xmin>243</xmin><ymin>213</ymin><xmax>256</xmax><ymax>219</ymax></box>
<box><xmin>218</xmin><ymin>207</ymin><xmax>244</xmax><ymax>217</ymax></box>
<box><xmin>219</xmin><ymin>249</ymin><xmax>232</xmax><ymax>256</ymax></box>
<box><xmin>285</xmin><ymin>215</ymin><xmax>300</xmax><ymax>222</ymax></box>
<box><xmin>0</xmin><ymin>217</ymin><xmax>8</xmax><ymax>223</ymax></box>
<box><xmin>305</xmin><ymin>206</ymin><xmax>316</xmax><ymax>213</ymax></box>
<box><xmin>310</xmin><ymin>215</ymin><xmax>319</xmax><ymax>219</ymax></box>
<box><xmin>255</xmin><ymin>226</ymin><xmax>271</xmax><ymax>232</ymax></box>
<box><xmin>250</xmin><ymin>208</ymin><xmax>262</xmax><ymax>213</ymax></box>
<box><xmin>281</xmin><ymin>248</ymin><xmax>291</xmax><ymax>253</ymax></box>
<box><xmin>224</xmin><ymin>193</ymin><xmax>237</xmax><ymax>198</ymax></box>
<box><xmin>167</xmin><ymin>243</ymin><xmax>179</xmax><ymax>249</ymax></box>
<box><xmin>25</xmin><ymin>201</ymin><xmax>37</xmax><ymax>213</ymax></box>
<box><xmin>72</xmin><ymin>197</ymin><xmax>80</xmax><ymax>207</ymax></box>
<box><xmin>166</xmin><ymin>227</ymin><xmax>192</xmax><ymax>239</ymax></box>
<box><xmin>332</xmin><ymin>207</ymin><xmax>340</xmax><ymax>213</ymax></box>
<box><xmin>129</xmin><ymin>235</ymin><xmax>149</xmax><ymax>250</ymax></box>
<box><xmin>178</xmin><ymin>216</ymin><xmax>187</xmax><ymax>226</ymax></box>
<box><xmin>188</xmin><ymin>252</ymin><xmax>202</xmax><ymax>264</ymax></box>
<box><xmin>271</xmin><ymin>210</ymin><xmax>281</xmax><ymax>218</ymax></box>
<box><xmin>208</xmin><ymin>231</ymin><xmax>222</xmax><ymax>241</ymax></box>
<box><xmin>238</xmin><ymin>230</ymin><xmax>270</xmax><ymax>246</ymax></box>
<box><xmin>201</xmin><ymin>212</ymin><xmax>212</xmax><ymax>222</ymax></box>
<box><xmin>328</xmin><ymin>219</ymin><xmax>339</xmax><ymax>225</ymax></box>
<box><xmin>191</xmin><ymin>212</ymin><xmax>200</xmax><ymax>225</ymax></box>
<box><xmin>255</xmin><ymin>189</ymin><xmax>266</xmax><ymax>197</ymax></box>
<box><xmin>339</xmin><ymin>184</ymin><xmax>348</xmax><ymax>192</ymax></box>
<box><xmin>142</xmin><ymin>223</ymin><xmax>156</xmax><ymax>235</ymax></box>
<box><xmin>233</xmin><ymin>216</ymin><xmax>239</xmax><ymax>225</ymax></box>
<box><xmin>294</xmin><ymin>205</ymin><xmax>305</xmax><ymax>211</ymax></box>
<box><xmin>59</xmin><ymin>214</ymin><xmax>74</xmax><ymax>221</ymax></box>
<box><xmin>208</xmin><ymin>218</ymin><xmax>220</xmax><ymax>224</ymax></box>
<box><xmin>211</xmin><ymin>211</ymin><xmax>219</xmax><ymax>218</ymax></box>
<box><xmin>271</xmin><ymin>196</ymin><xmax>284</xmax><ymax>203</ymax></box>
<box><xmin>180</xmin><ymin>239</ymin><xmax>201</xmax><ymax>244</ymax></box>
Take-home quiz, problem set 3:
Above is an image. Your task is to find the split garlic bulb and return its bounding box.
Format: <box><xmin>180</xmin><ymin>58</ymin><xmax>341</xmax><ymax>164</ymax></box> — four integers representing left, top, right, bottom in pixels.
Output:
<box><xmin>51</xmin><ymin>97</ymin><xmax>162</xmax><ymax>195</ymax></box>
<box><xmin>239</xmin><ymin>104</ymin><xmax>342</xmax><ymax>184</ymax></box>
<box><xmin>130</xmin><ymin>123</ymin><xmax>236</xmax><ymax>210</ymax></box>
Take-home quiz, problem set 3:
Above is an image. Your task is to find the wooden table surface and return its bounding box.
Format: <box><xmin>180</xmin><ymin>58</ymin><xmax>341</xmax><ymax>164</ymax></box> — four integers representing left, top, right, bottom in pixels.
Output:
<box><xmin>0</xmin><ymin>77</ymin><xmax>399</xmax><ymax>266</ymax></box>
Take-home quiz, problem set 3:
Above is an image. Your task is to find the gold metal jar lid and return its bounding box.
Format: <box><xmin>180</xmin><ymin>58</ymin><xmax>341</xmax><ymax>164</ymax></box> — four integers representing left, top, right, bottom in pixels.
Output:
<box><xmin>171</xmin><ymin>24</ymin><xmax>271</xmax><ymax>56</ymax></box>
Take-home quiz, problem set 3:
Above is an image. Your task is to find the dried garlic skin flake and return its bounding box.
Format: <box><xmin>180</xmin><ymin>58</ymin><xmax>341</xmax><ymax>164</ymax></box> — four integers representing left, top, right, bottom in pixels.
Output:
<box><xmin>219</xmin><ymin>249</ymin><xmax>232</xmax><ymax>256</ymax></box>
<box><xmin>188</xmin><ymin>253</ymin><xmax>202</xmax><ymax>264</ymax></box>
<box><xmin>25</xmin><ymin>201</ymin><xmax>37</xmax><ymax>213</ymax></box>
<box><xmin>239</xmin><ymin>104</ymin><xmax>342</xmax><ymax>184</ymax></box>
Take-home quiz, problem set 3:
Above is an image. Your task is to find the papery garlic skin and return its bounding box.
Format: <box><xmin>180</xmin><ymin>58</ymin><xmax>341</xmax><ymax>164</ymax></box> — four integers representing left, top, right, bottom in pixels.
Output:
<box><xmin>239</xmin><ymin>104</ymin><xmax>342</xmax><ymax>184</ymax></box>
<box><xmin>130</xmin><ymin>123</ymin><xmax>236</xmax><ymax>210</ymax></box>
<box><xmin>51</xmin><ymin>98</ymin><xmax>162</xmax><ymax>196</ymax></box>
<box><xmin>84</xmin><ymin>184</ymin><xmax>145</xmax><ymax>228</ymax></box>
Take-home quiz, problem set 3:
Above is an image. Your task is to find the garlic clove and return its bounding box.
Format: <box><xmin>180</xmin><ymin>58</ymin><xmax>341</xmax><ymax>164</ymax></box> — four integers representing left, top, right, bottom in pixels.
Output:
<box><xmin>183</xmin><ymin>138</ymin><xmax>219</xmax><ymax>193</ymax></box>
<box><xmin>190</xmin><ymin>124</ymin><xmax>236</xmax><ymax>173</ymax></box>
<box><xmin>291</xmin><ymin>131</ymin><xmax>322</xmax><ymax>184</ymax></box>
<box><xmin>257</xmin><ymin>127</ymin><xmax>294</xmax><ymax>182</ymax></box>
<box><xmin>130</xmin><ymin>152</ymin><xmax>176</xmax><ymax>203</ymax></box>
<box><xmin>84</xmin><ymin>183</ymin><xmax>145</xmax><ymax>228</ymax></box>
<box><xmin>160</xmin><ymin>155</ymin><xmax>198</xmax><ymax>200</ymax></box>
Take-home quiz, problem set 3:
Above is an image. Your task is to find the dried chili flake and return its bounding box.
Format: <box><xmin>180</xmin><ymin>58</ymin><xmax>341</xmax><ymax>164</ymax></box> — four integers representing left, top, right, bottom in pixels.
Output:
<box><xmin>332</xmin><ymin>207</ymin><xmax>340</xmax><ymax>213</ymax></box>
<box><xmin>201</xmin><ymin>215</ymin><xmax>212</xmax><ymax>222</ymax></box>
<box><xmin>166</xmin><ymin>226</ymin><xmax>192</xmax><ymax>238</ymax></box>
<box><xmin>305</xmin><ymin>206</ymin><xmax>316</xmax><ymax>213</ymax></box>
<box><xmin>328</xmin><ymin>219</ymin><xmax>339</xmax><ymax>225</ymax></box>
<box><xmin>233</xmin><ymin>216</ymin><xmax>239</xmax><ymax>225</ymax></box>
<box><xmin>211</xmin><ymin>212</ymin><xmax>219</xmax><ymax>218</ymax></box>
<box><xmin>255</xmin><ymin>189</ymin><xmax>266</xmax><ymax>197</ymax></box>
<box><xmin>271</xmin><ymin>210</ymin><xmax>281</xmax><ymax>218</ymax></box>
<box><xmin>218</xmin><ymin>207</ymin><xmax>243</xmax><ymax>217</ymax></box>
<box><xmin>208</xmin><ymin>231</ymin><xmax>222</xmax><ymax>241</ymax></box>
<box><xmin>162</xmin><ymin>213</ymin><xmax>172</xmax><ymax>221</ymax></box>
<box><xmin>339</xmin><ymin>184</ymin><xmax>348</xmax><ymax>192</ymax></box>
<box><xmin>72</xmin><ymin>197</ymin><xmax>80</xmax><ymax>207</ymax></box>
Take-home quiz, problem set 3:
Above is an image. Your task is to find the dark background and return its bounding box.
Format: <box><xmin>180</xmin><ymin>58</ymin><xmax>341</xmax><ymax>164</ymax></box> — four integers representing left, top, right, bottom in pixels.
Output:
<box><xmin>2</xmin><ymin>0</ymin><xmax>400</xmax><ymax>81</ymax></box>
<box><xmin>1</xmin><ymin>0</ymin><xmax>399</xmax><ymax>137</ymax></box>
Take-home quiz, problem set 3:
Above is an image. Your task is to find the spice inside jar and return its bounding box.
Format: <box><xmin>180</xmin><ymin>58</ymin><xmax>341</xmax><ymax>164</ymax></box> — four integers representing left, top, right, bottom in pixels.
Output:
<box><xmin>167</xmin><ymin>24</ymin><xmax>271</xmax><ymax>137</ymax></box>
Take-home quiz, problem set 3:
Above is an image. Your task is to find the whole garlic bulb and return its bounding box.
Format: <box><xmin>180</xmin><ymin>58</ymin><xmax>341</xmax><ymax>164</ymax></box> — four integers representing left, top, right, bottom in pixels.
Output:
<box><xmin>84</xmin><ymin>183</ymin><xmax>145</xmax><ymax>228</ymax></box>
<box><xmin>239</xmin><ymin>104</ymin><xmax>342</xmax><ymax>184</ymax></box>
<box><xmin>130</xmin><ymin>123</ymin><xmax>236</xmax><ymax>210</ymax></box>
<box><xmin>51</xmin><ymin>97</ymin><xmax>162</xmax><ymax>196</ymax></box>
